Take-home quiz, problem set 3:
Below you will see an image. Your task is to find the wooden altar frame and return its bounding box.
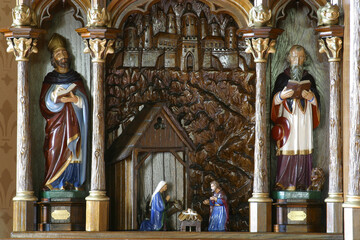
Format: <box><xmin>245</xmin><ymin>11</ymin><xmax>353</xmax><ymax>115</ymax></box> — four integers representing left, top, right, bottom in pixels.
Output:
<box><xmin>0</xmin><ymin>0</ymin><xmax>351</xmax><ymax>238</ymax></box>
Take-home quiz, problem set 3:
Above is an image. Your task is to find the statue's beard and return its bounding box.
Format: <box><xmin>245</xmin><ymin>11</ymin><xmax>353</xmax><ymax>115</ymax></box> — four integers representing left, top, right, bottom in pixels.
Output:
<box><xmin>290</xmin><ymin>65</ymin><xmax>304</xmax><ymax>82</ymax></box>
<box><xmin>55</xmin><ymin>58</ymin><xmax>69</xmax><ymax>69</ymax></box>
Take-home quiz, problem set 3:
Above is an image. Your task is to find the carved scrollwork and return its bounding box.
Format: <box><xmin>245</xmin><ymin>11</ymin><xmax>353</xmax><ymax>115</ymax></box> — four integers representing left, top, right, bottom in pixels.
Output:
<box><xmin>11</xmin><ymin>4</ymin><xmax>37</xmax><ymax>27</ymax></box>
<box><xmin>87</xmin><ymin>7</ymin><xmax>111</xmax><ymax>27</ymax></box>
<box><xmin>248</xmin><ymin>4</ymin><xmax>272</xmax><ymax>27</ymax></box>
<box><xmin>6</xmin><ymin>38</ymin><xmax>38</xmax><ymax>61</ymax></box>
<box><xmin>317</xmin><ymin>2</ymin><xmax>340</xmax><ymax>26</ymax></box>
<box><xmin>83</xmin><ymin>38</ymin><xmax>115</xmax><ymax>63</ymax></box>
<box><xmin>319</xmin><ymin>37</ymin><xmax>342</xmax><ymax>62</ymax></box>
<box><xmin>245</xmin><ymin>38</ymin><xmax>276</xmax><ymax>63</ymax></box>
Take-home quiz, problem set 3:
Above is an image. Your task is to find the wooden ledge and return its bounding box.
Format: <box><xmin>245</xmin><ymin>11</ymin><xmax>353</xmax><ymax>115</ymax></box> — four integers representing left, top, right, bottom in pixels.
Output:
<box><xmin>315</xmin><ymin>25</ymin><xmax>344</xmax><ymax>38</ymax></box>
<box><xmin>76</xmin><ymin>27</ymin><xmax>121</xmax><ymax>39</ymax></box>
<box><xmin>11</xmin><ymin>231</ymin><xmax>343</xmax><ymax>240</ymax></box>
<box><xmin>237</xmin><ymin>27</ymin><xmax>284</xmax><ymax>40</ymax></box>
<box><xmin>0</xmin><ymin>27</ymin><xmax>45</xmax><ymax>38</ymax></box>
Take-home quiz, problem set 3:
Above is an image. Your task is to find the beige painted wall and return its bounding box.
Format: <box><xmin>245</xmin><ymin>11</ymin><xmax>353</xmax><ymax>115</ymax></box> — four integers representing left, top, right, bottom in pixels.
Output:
<box><xmin>0</xmin><ymin>0</ymin><xmax>17</xmax><ymax>238</ymax></box>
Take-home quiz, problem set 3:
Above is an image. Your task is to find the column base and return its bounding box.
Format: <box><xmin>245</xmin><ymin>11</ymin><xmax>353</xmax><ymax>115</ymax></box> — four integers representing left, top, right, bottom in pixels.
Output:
<box><xmin>13</xmin><ymin>191</ymin><xmax>37</xmax><ymax>232</ymax></box>
<box><xmin>343</xmin><ymin>196</ymin><xmax>360</xmax><ymax>240</ymax></box>
<box><xmin>249</xmin><ymin>193</ymin><xmax>272</xmax><ymax>232</ymax></box>
<box><xmin>86</xmin><ymin>191</ymin><xmax>109</xmax><ymax>231</ymax></box>
<box><xmin>325</xmin><ymin>193</ymin><xmax>343</xmax><ymax>233</ymax></box>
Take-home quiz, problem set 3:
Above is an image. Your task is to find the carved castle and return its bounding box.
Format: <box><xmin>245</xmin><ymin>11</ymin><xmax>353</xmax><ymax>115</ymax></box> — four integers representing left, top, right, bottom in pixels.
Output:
<box><xmin>122</xmin><ymin>3</ymin><xmax>239</xmax><ymax>71</ymax></box>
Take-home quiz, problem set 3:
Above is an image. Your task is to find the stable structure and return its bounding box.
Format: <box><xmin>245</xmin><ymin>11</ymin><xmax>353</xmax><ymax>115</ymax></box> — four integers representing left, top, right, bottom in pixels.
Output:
<box><xmin>106</xmin><ymin>103</ymin><xmax>195</xmax><ymax>230</ymax></box>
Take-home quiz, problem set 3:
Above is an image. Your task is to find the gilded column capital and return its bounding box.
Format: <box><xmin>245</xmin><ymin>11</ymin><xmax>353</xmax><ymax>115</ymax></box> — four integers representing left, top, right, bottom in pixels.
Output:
<box><xmin>6</xmin><ymin>37</ymin><xmax>38</xmax><ymax>61</ymax></box>
<box><xmin>83</xmin><ymin>38</ymin><xmax>114</xmax><ymax>63</ymax></box>
<box><xmin>248</xmin><ymin>4</ymin><xmax>272</xmax><ymax>27</ymax></box>
<box><xmin>87</xmin><ymin>7</ymin><xmax>111</xmax><ymax>28</ymax></box>
<box><xmin>319</xmin><ymin>37</ymin><xmax>342</xmax><ymax>62</ymax></box>
<box><xmin>245</xmin><ymin>38</ymin><xmax>276</xmax><ymax>63</ymax></box>
<box><xmin>11</xmin><ymin>4</ymin><xmax>37</xmax><ymax>27</ymax></box>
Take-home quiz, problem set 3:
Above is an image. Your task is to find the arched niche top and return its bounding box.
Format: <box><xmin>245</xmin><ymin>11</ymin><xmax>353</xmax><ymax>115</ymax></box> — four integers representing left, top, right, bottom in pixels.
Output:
<box><xmin>108</xmin><ymin>0</ymin><xmax>253</xmax><ymax>29</ymax></box>
<box><xmin>270</xmin><ymin>0</ymin><xmax>327</xmax><ymax>27</ymax></box>
<box><xmin>32</xmin><ymin>0</ymin><xmax>91</xmax><ymax>28</ymax></box>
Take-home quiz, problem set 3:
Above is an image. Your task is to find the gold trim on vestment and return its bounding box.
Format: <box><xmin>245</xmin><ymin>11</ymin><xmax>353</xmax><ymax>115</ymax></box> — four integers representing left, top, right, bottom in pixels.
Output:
<box><xmin>67</xmin><ymin>133</ymin><xmax>79</xmax><ymax>146</ymax></box>
<box><xmin>45</xmin><ymin>153</ymin><xmax>72</xmax><ymax>188</ymax></box>
<box><xmin>277</xmin><ymin>149</ymin><xmax>313</xmax><ymax>156</ymax></box>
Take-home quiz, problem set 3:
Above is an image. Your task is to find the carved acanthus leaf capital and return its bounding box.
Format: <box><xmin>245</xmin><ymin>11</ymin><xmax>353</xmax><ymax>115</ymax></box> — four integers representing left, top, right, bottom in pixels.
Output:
<box><xmin>6</xmin><ymin>37</ymin><xmax>38</xmax><ymax>61</ymax></box>
<box><xmin>87</xmin><ymin>7</ymin><xmax>111</xmax><ymax>28</ymax></box>
<box><xmin>317</xmin><ymin>3</ymin><xmax>340</xmax><ymax>26</ymax></box>
<box><xmin>319</xmin><ymin>37</ymin><xmax>342</xmax><ymax>62</ymax></box>
<box><xmin>245</xmin><ymin>38</ymin><xmax>276</xmax><ymax>63</ymax></box>
<box><xmin>84</xmin><ymin>38</ymin><xmax>114</xmax><ymax>63</ymax></box>
<box><xmin>11</xmin><ymin>4</ymin><xmax>37</xmax><ymax>27</ymax></box>
<box><xmin>248</xmin><ymin>5</ymin><xmax>272</xmax><ymax>27</ymax></box>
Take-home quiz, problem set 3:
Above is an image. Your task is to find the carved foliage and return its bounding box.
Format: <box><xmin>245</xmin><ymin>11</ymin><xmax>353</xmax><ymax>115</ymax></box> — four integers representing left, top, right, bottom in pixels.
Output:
<box><xmin>106</xmin><ymin>68</ymin><xmax>255</xmax><ymax>230</ymax></box>
<box><xmin>6</xmin><ymin>38</ymin><xmax>38</xmax><ymax>61</ymax></box>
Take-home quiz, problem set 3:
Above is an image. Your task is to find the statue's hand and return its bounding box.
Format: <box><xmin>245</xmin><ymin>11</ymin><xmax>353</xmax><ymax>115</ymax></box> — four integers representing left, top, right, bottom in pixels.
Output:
<box><xmin>166</xmin><ymin>195</ymin><xmax>170</xmax><ymax>201</ymax></box>
<box><xmin>301</xmin><ymin>89</ymin><xmax>314</xmax><ymax>101</ymax></box>
<box><xmin>280</xmin><ymin>87</ymin><xmax>294</xmax><ymax>99</ymax></box>
<box><xmin>210</xmin><ymin>196</ymin><xmax>217</xmax><ymax>201</ymax></box>
<box><xmin>203</xmin><ymin>199</ymin><xmax>209</xmax><ymax>205</ymax></box>
<box><xmin>60</xmin><ymin>91</ymin><xmax>78</xmax><ymax>103</ymax></box>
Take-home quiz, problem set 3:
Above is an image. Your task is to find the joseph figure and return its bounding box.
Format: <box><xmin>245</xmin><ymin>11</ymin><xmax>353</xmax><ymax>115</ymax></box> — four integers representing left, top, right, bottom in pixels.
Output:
<box><xmin>40</xmin><ymin>33</ymin><xmax>89</xmax><ymax>191</ymax></box>
<box><xmin>271</xmin><ymin>45</ymin><xmax>320</xmax><ymax>191</ymax></box>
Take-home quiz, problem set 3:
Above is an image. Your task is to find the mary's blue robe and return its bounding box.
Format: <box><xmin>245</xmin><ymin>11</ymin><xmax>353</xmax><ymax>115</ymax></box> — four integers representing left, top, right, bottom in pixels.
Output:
<box><xmin>140</xmin><ymin>192</ymin><xmax>165</xmax><ymax>231</ymax></box>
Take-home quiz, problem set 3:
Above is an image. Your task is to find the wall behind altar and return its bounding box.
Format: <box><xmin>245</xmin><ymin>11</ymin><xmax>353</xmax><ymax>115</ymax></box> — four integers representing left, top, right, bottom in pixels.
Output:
<box><xmin>0</xmin><ymin>0</ymin><xmax>17</xmax><ymax>238</ymax></box>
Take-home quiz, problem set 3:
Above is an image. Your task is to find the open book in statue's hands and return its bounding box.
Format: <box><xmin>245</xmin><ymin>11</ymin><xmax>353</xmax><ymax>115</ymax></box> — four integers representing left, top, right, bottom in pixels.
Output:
<box><xmin>286</xmin><ymin>80</ymin><xmax>311</xmax><ymax>99</ymax></box>
<box><xmin>53</xmin><ymin>83</ymin><xmax>77</xmax><ymax>103</ymax></box>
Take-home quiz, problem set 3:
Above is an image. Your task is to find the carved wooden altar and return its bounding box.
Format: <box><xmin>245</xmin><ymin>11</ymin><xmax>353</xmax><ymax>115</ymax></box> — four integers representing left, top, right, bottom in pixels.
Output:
<box><xmin>0</xmin><ymin>0</ymin><xmax>354</xmax><ymax>238</ymax></box>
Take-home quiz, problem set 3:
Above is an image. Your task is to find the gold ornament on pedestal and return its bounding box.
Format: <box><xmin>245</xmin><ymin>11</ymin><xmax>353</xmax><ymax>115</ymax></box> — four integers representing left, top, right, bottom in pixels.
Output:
<box><xmin>317</xmin><ymin>3</ymin><xmax>340</xmax><ymax>26</ymax></box>
<box><xmin>248</xmin><ymin>5</ymin><xmax>272</xmax><ymax>27</ymax></box>
<box><xmin>11</xmin><ymin>4</ymin><xmax>37</xmax><ymax>27</ymax></box>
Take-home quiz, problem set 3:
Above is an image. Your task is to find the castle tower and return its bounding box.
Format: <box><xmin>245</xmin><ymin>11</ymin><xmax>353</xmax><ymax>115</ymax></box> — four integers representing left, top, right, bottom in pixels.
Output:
<box><xmin>143</xmin><ymin>15</ymin><xmax>153</xmax><ymax>49</ymax></box>
<box><xmin>124</xmin><ymin>20</ymin><xmax>138</xmax><ymax>48</ymax></box>
<box><xmin>167</xmin><ymin>6</ymin><xmax>177</xmax><ymax>34</ymax></box>
<box><xmin>199</xmin><ymin>10</ymin><xmax>208</xmax><ymax>40</ymax></box>
<box><xmin>210</xmin><ymin>18</ymin><xmax>220</xmax><ymax>37</ymax></box>
<box><xmin>123</xmin><ymin>18</ymin><xmax>140</xmax><ymax>67</ymax></box>
<box><xmin>179</xmin><ymin>3</ymin><xmax>199</xmax><ymax>71</ymax></box>
<box><xmin>182</xmin><ymin>3</ymin><xmax>198</xmax><ymax>37</ymax></box>
<box><xmin>225</xmin><ymin>19</ymin><xmax>237</xmax><ymax>49</ymax></box>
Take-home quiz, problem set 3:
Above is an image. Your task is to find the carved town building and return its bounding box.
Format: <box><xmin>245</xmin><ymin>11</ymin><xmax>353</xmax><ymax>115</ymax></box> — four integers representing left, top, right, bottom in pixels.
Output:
<box><xmin>122</xmin><ymin>3</ymin><xmax>239</xmax><ymax>71</ymax></box>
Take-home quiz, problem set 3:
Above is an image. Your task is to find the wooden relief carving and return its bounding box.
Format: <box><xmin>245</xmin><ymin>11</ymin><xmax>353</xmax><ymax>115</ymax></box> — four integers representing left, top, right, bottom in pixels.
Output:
<box><xmin>106</xmin><ymin>0</ymin><xmax>255</xmax><ymax>231</ymax></box>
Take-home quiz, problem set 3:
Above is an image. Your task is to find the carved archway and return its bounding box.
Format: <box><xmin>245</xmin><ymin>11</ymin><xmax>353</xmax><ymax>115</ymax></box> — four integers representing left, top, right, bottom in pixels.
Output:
<box><xmin>32</xmin><ymin>0</ymin><xmax>90</xmax><ymax>27</ymax></box>
<box><xmin>108</xmin><ymin>0</ymin><xmax>253</xmax><ymax>29</ymax></box>
<box><xmin>270</xmin><ymin>0</ymin><xmax>327</xmax><ymax>26</ymax></box>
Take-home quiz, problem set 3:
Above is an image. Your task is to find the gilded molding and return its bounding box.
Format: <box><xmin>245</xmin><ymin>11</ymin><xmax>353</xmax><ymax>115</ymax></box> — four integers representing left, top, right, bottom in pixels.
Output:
<box><xmin>83</xmin><ymin>38</ymin><xmax>114</xmax><ymax>63</ymax></box>
<box><xmin>86</xmin><ymin>190</ymin><xmax>109</xmax><ymax>201</ymax></box>
<box><xmin>13</xmin><ymin>191</ymin><xmax>37</xmax><ymax>201</ymax></box>
<box><xmin>317</xmin><ymin>2</ymin><xmax>340</xmax><ymax>26</ymax></box>
<box><xmin>248</xmin><ymin>193</ymin><xmax>272</xmax><ymax>203</ymax></box>
<box><xmin>343</xmin><ymin>196</ymin><xmax>360</xmax><ymax>208</ymax></box>
<box><xmin>245</xmin><ymin>38</ymin><xmax>276</xmax><ymax>63</ymax></box>
<box><xmin>248</xmin><ymin>5</ymin><xmax>272</xmax><ymax>27</ymax></box>
<box><xmin>325</xmin><ymin>193</ymin><xmax>343</xmax><ymax>203</ymax></box>
<box><xmin>6</xmin><ymin>38</ymin><xmax>38</xmax><ymax>61</ymax></box>
<box><xmin>87</xmin><ymin>7</ymin><xmax>111</xmax><ymax>27</ymax></box>
<box><xmin>11</xmin><ymin>4</ymin><xmax>37</xmax><ymax>27</ymax></box>
<box><xmin>319</xmin><ymin>37</ymin><xmax>342</xmax><ymax>62</ymax></box>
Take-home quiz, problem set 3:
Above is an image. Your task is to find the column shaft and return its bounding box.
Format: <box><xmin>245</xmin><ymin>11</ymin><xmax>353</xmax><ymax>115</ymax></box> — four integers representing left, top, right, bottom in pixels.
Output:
<box><xmin>253</xmin><ymin>62</ymin><xmax>268</xmax><ymax>194</ymax></box>
<box><xmin>328</xmin><ymin>61</ymin><xmax>342</xmax><ymax>195</ymax></box>
<box><xmin>344</xmin><ymin>1</ymin><xmax>360</xmax><ymax>239</ymax></box>
<box><xmin>90</xmin><ymin>62</ymin><xmax>106</xmax><ymax>191</ymax></box>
